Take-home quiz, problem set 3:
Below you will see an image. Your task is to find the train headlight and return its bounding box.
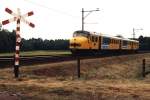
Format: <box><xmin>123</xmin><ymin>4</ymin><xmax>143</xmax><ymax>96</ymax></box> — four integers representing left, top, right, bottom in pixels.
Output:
<box><xmin>70</xmin><ymin>43</ymin><xmax>81</xmax><ymax>47</ymax></box>
<box><xmin>70</xmin><ymin>36</ymin><xmax>88</xmax><ymax>49</ymax></box>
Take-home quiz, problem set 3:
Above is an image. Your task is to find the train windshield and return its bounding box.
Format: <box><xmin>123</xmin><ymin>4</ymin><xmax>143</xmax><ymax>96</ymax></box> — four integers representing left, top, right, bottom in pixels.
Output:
<box><xmin>73</xmin><ymin>31</ymin><xmax>90</xmax><ymax>37</ymax></box>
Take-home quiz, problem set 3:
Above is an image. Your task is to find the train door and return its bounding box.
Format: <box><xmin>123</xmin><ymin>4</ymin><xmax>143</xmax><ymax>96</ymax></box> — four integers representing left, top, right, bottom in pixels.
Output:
<box><xmin>131</xmin><ymin>42</ymin><xmax>133</xmax><ymax>50</ymax></box>
<box><xmin>101</xmin><ymin>37</ymin><xmax>110</xmax><ymax>50</ymax></box>
<box><xmin>122</xmin><ymin>40</ymin><xmax>128</xmax><ymax>49</ymax></box>
<box><xmin>90</xmin><ymin>35</ymin><xmax>99</xmax><ymax>49</ymax></box>
<box><xmin>119</xmin><ymin>40</ymin><xmax>122</xmax><ymax>50</ymax></box>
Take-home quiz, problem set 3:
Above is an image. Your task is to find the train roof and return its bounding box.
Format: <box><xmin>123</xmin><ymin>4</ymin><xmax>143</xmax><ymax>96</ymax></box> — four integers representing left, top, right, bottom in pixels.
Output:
<box><xmin>102</xmin><ymin>35</ymin><xmax>139</xmax><ymax>42</ymax></box>
<box><xmin>74</xmin><ymin>30</ymin><xmax>90</xmax><ymax>35</ymax></box>
<box><xmin>74</xmin><ymin>30</ymin><xmax>139</xmax><ymax>43</ymax></box>
<box><xmin>90</xmin><ymin>31</ymin><xmax>139</xmax><ymax>43</ymax></box>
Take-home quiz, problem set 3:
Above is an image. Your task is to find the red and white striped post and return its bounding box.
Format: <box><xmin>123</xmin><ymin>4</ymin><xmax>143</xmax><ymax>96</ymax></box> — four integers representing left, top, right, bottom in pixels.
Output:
<box><xmin>2</xmin><ymin>8</ymin><xmax>35</xmax><ymax>78</ymax></box>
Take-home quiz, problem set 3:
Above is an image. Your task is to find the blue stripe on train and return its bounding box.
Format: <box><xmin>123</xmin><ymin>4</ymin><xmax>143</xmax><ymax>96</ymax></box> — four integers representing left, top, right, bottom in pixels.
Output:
<box><xmin>122</xmin><ymin>46</ymin><xmax>128</xmax><ymax>49</ymax></box>
<box><xmin>101</xmin><ymin>44</ymin><xmax>109</xmax><ymax>49</ymax></box>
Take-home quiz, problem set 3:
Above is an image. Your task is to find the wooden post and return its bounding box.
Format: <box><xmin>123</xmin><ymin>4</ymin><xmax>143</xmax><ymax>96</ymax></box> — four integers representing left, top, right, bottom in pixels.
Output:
<box><xmin>142</xmin><ymin>59</ymin><xmax>145</xmax><ymax>77</ymax></box>
<box><xmin>77</xmin><ymin>56</ymin><xmax>80</xmax><ymax>78</ymax></box>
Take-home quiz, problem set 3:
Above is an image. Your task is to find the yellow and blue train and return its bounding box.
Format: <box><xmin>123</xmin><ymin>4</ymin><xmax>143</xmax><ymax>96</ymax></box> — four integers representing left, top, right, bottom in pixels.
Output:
<box><xmin>69</xmin><ymin>30</ymin><xmax>139</xmax><ymax>54</ymax></box>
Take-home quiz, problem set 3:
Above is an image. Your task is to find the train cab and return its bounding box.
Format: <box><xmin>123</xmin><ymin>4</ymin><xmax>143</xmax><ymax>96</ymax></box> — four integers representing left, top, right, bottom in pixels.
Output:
<box><xmin>69</xmin><ymin>30</ymin><xmax>100</xmax><ymax>53</ymax></box>
<box><xmin>70</xmin><ymin>30</ymin><xmax>90</xmax><ymax>50</ymax></box>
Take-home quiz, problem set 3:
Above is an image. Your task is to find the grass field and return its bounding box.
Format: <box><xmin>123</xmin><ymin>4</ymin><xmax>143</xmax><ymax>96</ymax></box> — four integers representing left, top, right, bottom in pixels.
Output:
<box><xmin>0</xmin><ymin>53</ymin><xmax>150</xmax><ymax>100</ymax></box>
<box><xmin>0</xmin><ymin>50</ymin><xmax>71</xmax><ymax>57</ymax></box>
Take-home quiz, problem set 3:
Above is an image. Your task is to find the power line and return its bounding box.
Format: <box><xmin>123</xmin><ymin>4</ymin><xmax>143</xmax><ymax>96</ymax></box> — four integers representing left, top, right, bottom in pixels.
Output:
<box><xmin>132</xmin><ymin>28</ymin><xmax>143</xmax><ymax>39</ymax></box>
<box><xmin>23</xmin><ymin>0</ymin><xmax>79</xmax><ymax>19</ymax></box>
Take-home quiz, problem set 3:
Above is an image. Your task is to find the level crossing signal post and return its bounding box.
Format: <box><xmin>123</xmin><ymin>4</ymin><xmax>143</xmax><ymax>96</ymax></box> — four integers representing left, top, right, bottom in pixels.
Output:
<box><xmin>2</xmin><ymin>8</ymin><xmax>35</xmax><ymax>78</ymax></box>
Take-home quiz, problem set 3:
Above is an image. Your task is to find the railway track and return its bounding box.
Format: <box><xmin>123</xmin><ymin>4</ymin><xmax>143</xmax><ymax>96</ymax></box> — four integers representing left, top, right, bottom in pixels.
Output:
<box><xmin>0</xmin><ymin>51</ymin><xmax>149</xmax><ymax>68</ymax></box>
<box><xmin>0</xmin><ymin>55</ymin><xmax>74</xmax><ymax>67</ymax></box>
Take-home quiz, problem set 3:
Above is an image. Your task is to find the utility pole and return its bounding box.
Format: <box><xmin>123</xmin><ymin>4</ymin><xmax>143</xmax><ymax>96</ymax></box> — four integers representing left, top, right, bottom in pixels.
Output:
<box><xmin>0</xmin><ymin>23</ymin><xmax>2</xmax><ymax>30</ymax></box>
<box><xmin>82</xmin><ymin>8</ymin><xmax>84</xmax><ymax>31</ymax></box>
<box><xmin>81</xmin><ymin>8</ymin><xmax>100</xmax><ymax>31</ymax></box>
<box><xmin>132</xmin><ymin>28</ymin><xmax>143</xmax><ymax>39</ymax></box>
<box><xmin>133</xmin><ymin>28</ymin><xmax>135</xmax><ymax>39</ymax></box>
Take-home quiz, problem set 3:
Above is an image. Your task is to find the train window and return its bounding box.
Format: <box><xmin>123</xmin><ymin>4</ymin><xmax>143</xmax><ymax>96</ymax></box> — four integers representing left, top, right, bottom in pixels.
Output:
<box><xmin>99</xmin><ymin>37</ymin><xmax>101</xmax><ymax>43</ymax></box>
<box><xmin>123</xmin><ymin>40</ymin><xmax>128</xmax><ymax>46</ymax></box>
<box><xmin>111</xmin><ymin>39</ymin><xmax>113</xmax><ymax>43</ymax></box>
<box><xmin>95</xmin><ymin>37</ymin><xmax>98</xmax><ymax>42</ymax></box>
<box><xmin>93</xmin><ymin>36</ymin><xmax>95</xmax><ymax>42</ymax></box>
<box><xmin>92</xmin><ymin>36</ymin><xmax>94</xmax><ymax>42</ymax></box>
<box><xmin>116</xmin><ymin>40</ymin><xmax>118</xmax><ymax>44</ymax></box>
<box><xmin>117</xmin><ymin>40</ymin><xmax>119</xmax><ymax>44</ymax></box>
<box><xmin>112</xmin><ymin>39</ymin><xmax>115</xmax><ymax>44</ymax></box>
<box><xmin>114</xmin><ymin>40</ymin><xmax>116</xmax><ymax>44</ymax></box>
<box><xmin>103</xmin><ymin>37</ymin><xmax>110</xmax><ymax>44</ymax></box>
<box><xmin>73</xmin><ymin>31</ymin><xmax>90</xmax><ymax>37</ymax></box>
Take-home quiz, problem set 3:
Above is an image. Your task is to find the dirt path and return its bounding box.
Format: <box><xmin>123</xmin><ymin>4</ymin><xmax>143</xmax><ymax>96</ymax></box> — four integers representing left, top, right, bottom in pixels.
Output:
<box><xmin>0</xmin><ymin>92</ymin><xmax>20</xmax><ymax>100</ymax></box>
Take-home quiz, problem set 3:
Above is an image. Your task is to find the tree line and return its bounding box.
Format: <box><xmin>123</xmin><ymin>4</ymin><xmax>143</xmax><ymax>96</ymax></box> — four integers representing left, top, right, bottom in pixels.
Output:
<box><xmin>0</xmin><ymin>29</ymin><xmax>150</xmax><ymax>53</ymax></box>
<box><xmin>138</xmin><ymin>35</ymin><xmax>150</xmax><ymax>51</ymax></box>
<box><xmin>0</xmin><ymin>29</ymin><xmax>69</xmax><ymax>52</ymax></box>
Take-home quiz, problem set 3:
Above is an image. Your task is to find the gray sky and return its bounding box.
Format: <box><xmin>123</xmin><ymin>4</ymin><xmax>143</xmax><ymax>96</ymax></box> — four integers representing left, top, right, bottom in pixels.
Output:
<box><xmin>0</xmin><ymin>0</ymin><xmax>150</xmax><ymax>39</ymax></box>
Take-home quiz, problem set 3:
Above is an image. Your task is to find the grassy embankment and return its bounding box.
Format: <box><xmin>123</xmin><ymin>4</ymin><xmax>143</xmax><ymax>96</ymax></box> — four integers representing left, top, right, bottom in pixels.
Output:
<box><xmin>0</xmin><ymin>53</ymin><xmax>150</xmax><ymax>100</ymax></box>
<box><xmin>0</xmin><ymin>50</ymin><xmax>71</xmax><ymax>57</ymax></box>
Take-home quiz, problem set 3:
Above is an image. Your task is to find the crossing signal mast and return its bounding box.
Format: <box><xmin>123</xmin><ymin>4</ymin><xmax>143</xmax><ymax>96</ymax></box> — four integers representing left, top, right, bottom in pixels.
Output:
<box><xmin>2</xmin><ymin>8</ymin><xmax>35</xmax><ymax>78</ymax></box>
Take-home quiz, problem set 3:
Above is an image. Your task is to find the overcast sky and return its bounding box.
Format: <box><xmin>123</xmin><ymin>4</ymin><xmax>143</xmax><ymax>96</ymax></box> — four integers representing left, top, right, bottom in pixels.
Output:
<box><xmin>0</xmin><ymin>0</ymin><xmax>150</xmax><ymax>39</ymax></box>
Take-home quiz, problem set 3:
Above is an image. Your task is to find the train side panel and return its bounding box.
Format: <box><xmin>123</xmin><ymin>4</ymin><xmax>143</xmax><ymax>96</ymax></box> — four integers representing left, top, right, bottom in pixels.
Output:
<box><xmin>101</xmin><ymin>37</ymin><xmax>110</xmax><ymax>50</ymax></box>
<box><xmin>101</xmin><ymin>37</ymin><xmax>121</xmax><ymax>50</ymax></box>
<box><xmin>132</xmin><ymin>42</ymin><xmax>139</xmax><ymax>50</ymax></box>
<box><xmin>69</xmin><ymin>30</ymin><xmax>139</xmax><ymax>54</ymax></box>
<box><xmin>109</xmin><ymin>39</ymin><xmax>120</xmax><ymax>50</ymax></box>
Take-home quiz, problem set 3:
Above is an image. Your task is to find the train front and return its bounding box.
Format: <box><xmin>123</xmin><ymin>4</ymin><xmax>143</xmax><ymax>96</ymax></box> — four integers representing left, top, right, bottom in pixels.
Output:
<box><xmin>69</xmin><ymin>30</ymin><xmax>90</xmax><ymax>54</ymax></box>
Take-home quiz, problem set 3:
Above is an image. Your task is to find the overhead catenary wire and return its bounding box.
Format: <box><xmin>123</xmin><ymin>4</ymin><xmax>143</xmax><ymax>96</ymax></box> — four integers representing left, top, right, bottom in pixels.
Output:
<box><xmin>23</xmin><ymin>0</ymin><xmax>80</xmax><ymax>19</ymax></box>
